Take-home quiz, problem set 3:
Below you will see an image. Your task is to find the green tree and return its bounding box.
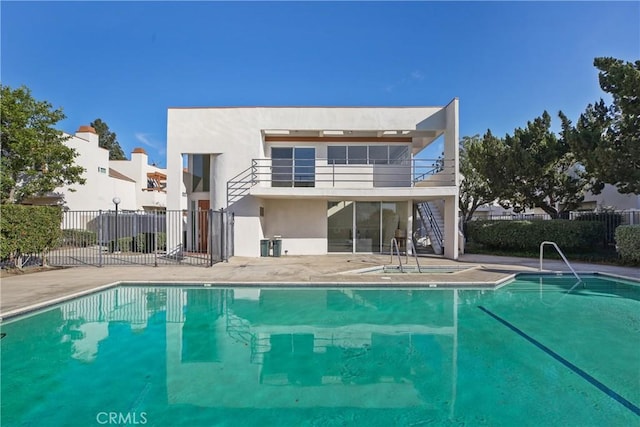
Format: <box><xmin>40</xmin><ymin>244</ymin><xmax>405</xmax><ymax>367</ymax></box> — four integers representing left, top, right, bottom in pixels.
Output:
<box><xmin>475</xmin><ymin>112</ymin><xmax>588</xmax><ymax>218</ymax></box>
<box><xmin>0</xmin><ymin>85</ymin><xmax>85</xmax><ymax>204</ymax></box>
<box><xmin>459</xmin><ymin>134</ymin><xmax>496</xmax><ymax>226</ymax></box>
<box><xmin>90</xmin><ymin>118</ymin><xmax>127</xmax><ymax>160</ymax></box>
<box><xmin>561</xmin><ymin>57</ymin><xmax>640</xmax><ymax>194</ymax></box>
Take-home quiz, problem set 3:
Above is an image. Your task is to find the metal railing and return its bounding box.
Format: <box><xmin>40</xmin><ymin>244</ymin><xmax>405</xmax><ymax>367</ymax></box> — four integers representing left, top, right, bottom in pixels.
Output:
<box><xmin>417</xmin><ymin>202</ymin><xmax>444</xmax><ymax>254</ymax></box>
<box><xmin>539</xmin><ymin>241</ymin><xmax>582</xmax><ymax>285</ymax></box>
<box><xmin>407</xmin><ymin>239</ymin><xmax>422</xmax><ymax>273</ymax></box>
<box><xmin>479</xmin><ymin>210</ymin><xmax>638</xmax><ymax>246</ymax></box>
<box><xmin>1</xmin><ymin>209</ymin><xmax>234</xmax><ymax>269</ymax></box>
<box><xmin>227</xmin><ymin>157</ymin><xmax>455</xmax><ymax>205</ymax></box>
<box><xmin>390</xmin><ymin>238</ymin><xmax>404</xmax><ymax>273</ymax></box>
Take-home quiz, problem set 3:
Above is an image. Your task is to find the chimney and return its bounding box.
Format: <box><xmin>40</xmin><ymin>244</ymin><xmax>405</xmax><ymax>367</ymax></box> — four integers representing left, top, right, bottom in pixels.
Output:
<box><xmin>75</xmin><ymin>125</ymin><xmax>99</xmax><ymax>145</ymax></box>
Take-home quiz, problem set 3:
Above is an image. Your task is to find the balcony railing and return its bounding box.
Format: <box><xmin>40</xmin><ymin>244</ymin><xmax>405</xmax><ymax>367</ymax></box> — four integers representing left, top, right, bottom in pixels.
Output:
<box><xmin>227</xmin><ymin>158</ymin><xmax>455</xmax><ymax>205</ymax></box>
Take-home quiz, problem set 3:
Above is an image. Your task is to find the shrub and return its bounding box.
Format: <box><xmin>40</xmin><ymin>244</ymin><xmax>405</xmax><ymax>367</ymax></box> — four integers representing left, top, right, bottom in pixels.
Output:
<box><xmin>615</xmin><ymin>225</ymin><xmax>640</xmax><ymax>264</ymax></box>
<box><xmin>134</xmin><ymin>232</ymin><xmax>166</xmax><ymax>253</ymax></box>
<box><xmin>157</xmin><ymin>232</ymin><xmax>166</xmax><ymax>251</ymax></box>
<box><xmin>0</xmin><ymin>204</ymin><xmax>62</xmax><ymax>267</ymax></box>
<box><xmin>466</xmin><ymin>219</ymin><xmax>604</xmax><ymax>252</ymax></box>
<box><xmin>574</xmin><ymin>212</ymin><xmax>622</xmax><ymax>246</ymax></box>
<box><xmin>109</xmin><ymin>237</ymin><xmax>134</xmax><ymax>252</ymax></box>
<box><xmin>61</xmin><ymin>229</ymin><xmax>97</xmax><ymax>247</ymax></box>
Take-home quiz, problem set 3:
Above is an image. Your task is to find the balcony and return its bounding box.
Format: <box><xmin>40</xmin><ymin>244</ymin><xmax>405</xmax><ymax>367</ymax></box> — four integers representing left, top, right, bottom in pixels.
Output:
<box><xmin>140</xmin><ymin>188</ymin><xmax>167</xmax><ymax>209</ymax></box>
<box><xmin>227</xmin><ymin>158</ymin><xmax>456</xmax><ymax>205</ymax></box>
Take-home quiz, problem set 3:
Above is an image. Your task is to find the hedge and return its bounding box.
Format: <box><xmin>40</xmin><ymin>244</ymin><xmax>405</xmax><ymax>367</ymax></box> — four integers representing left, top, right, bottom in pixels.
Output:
<box><xmin>108</xmin><ymin>232</ymin><xmax>167</xmax><ymax>253</ymax></box>
<box><xmin>615</xmin><ymin>225</ymin><xmax>640</xmax><ymax>264</ymax></box>
<box><xmin>574</xmin><ymin>212</ymin><xmax>622</xmax><ymax>246</ymax></box>
<box><xmin>109</xmin><ymin>237</ymin><xmax>134</xmax><ymax>252</ymax></box>
<box><xmin>135</xmin><ymin>232</ymin><xmax>166</xmax><ymax>253</ymax></box>
<box><xmin>61</xmin><ymin>229</ymin><xmax>97</xmax><ymax>247</ymax></box>
<box><xmin>466</xmin><ymin>219</ymin><xmax>604</xmax><ymax>252</ymax></box>
<box><xmin>0</xmin><ymin>204</ymin><xmax>63</xmax><ymax>267</ymax></box>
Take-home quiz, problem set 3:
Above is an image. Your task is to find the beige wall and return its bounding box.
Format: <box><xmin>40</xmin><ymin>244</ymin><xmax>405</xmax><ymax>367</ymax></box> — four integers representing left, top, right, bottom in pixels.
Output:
<box><xmin>583</xmin><ymin>184</ymin><xmax>640</xmax><ymax>210</ymax></box>
<box><xmin>264</xmin><ymin>199</ymin><xmax>328</xmax><ymax>255</ymax></box>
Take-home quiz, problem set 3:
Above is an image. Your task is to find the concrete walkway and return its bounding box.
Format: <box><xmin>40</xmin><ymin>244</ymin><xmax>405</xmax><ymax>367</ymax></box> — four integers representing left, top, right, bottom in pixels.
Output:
<box><xmin>1</xmin><ymin>254</ymin><xmax>638</xmax><ymax>318</ymax></box>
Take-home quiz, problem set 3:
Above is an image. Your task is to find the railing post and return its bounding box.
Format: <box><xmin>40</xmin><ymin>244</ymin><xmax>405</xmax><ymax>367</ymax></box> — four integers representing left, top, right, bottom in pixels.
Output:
<box><xmin>98</xmin><ymin>210</ymin><xmax>103</xmax><ymax>267</ymax></box>
<box><xmin>153</xmin><ymin>211</ymin><xmax>158</xmax><ymax>267</ymax></box>
<box><xmin>209</xmin><ymin>209</ymin><xmax>214</xmax><ymax>267</ymax></box>
<box><xmin>251</xmin><ymin>159</ymin><xmax>257</xmax><ymax>186</ymax></box>
<box><xmin>220</xmin><ymin>207</ymin><xmax>225</xmax><ymax>262</ymax></box>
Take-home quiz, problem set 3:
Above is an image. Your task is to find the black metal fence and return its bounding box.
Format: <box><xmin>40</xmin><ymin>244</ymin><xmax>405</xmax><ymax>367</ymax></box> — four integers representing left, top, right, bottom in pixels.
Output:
<box><xmin>482</xmin><ymin>210</ymin><xmax>639</xmax><ymax>246</ymax></box>
<box><xmin>44</xmin><ymin>209</ymin><xmax>234</xmax><ymax>267</ymax></box>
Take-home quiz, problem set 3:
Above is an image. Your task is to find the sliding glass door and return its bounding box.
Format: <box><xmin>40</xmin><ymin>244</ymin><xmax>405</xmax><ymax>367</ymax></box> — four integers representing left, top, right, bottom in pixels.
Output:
<box><xmin>327</xmin><ymin>201</ymin><xmax>408</xmax><ymax>253</ymax></box>
<box><xmin>355</xmin><ymin>202</ymin><xmax>381</xmax><ymax>252</ymax></box>
<box><xmin>271</xmin><ymin>147</ymin><xmax>315</xmax><ymax>187</ymax></box>
<box><xmin>327</xmin><ymin>201</ymin><xmax>354</xmax><ymax>252</ymax></box>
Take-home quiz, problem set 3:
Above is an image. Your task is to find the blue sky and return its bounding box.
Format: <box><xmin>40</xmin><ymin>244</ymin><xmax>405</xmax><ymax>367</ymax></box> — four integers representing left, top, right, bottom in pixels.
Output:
<box><xmin>2</xmin><ymin>1</ymin><xmax>638</xmax><ymax>166</ymax></box>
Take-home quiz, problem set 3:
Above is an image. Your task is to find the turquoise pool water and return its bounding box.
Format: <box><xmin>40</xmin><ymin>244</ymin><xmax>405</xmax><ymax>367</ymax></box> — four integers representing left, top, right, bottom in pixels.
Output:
<box><xmin>1</xmin><ymin>274</ymin><xmax>638</xmax><ymax>426</ymax></box>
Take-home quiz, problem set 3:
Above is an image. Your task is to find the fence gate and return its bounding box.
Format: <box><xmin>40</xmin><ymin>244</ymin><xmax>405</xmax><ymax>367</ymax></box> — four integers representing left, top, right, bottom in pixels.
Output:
<box><xmin>47</xmin><ymin>209</ymin><xmax>233</xmax><ymax>267</ymax></box>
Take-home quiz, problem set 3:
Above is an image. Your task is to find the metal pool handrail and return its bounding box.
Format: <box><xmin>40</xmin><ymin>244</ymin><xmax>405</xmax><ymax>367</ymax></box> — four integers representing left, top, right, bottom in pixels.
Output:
<box><xmin>407</xmin><ymin>239</ymin><xmax>422</xmax><ymax>273</ymax></box>
<box><xmin>390</xmin><ymin>238</ymin><xmax>404</xmax><ymax>273</ymax></box>
<box><xmin>539</xmin><ymin>241</ymin><xmax>582</xmax><ymax>285</ymax></box>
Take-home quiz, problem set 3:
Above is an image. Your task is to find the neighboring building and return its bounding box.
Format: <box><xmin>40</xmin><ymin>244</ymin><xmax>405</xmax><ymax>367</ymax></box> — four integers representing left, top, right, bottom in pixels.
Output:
<box><xmin>24</xmin><ymin>126</ymin><xmax>137</xmax><ymax>211</ymax></box>
<box><xmin>25</xmin><ymin>126</ymin><xmax>186</xmax><ymax>212</ymax></box>
<box><xmin>579</xmin><ymin>184</ymin><xmax>640</xmax><ymax>211</ymax></box>
<box><xmin>167</xmin><ymin>102</ymin><xmax>461</xmax><ymax>259</ymax></box>
<box><xmin>110</xmin><ymin>147</ymin><xmax>172</xmax><ymax>212</ymax></box>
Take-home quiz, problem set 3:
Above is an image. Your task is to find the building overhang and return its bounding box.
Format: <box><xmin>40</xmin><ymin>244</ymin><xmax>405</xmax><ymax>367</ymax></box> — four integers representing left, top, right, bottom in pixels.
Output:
<box><xmin>249</xmin><ymin>186</ymin><xmax>457</xmax><ymax>201</ymax></box>
<box><xmin>262</xmin><ymin>129</ymin><xmax>443</xmax><ymax>155</ymax></box>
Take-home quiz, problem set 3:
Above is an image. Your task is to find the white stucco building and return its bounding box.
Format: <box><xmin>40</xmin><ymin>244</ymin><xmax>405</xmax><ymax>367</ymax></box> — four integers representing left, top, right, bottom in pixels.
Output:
<box><xmin>110</xmin><ymin>147</ymin><xmax>172</xmax><ymax>212</ymax></box>
<box><xmin>25</xmin><ymin>126</ymin><xmax>136</xmax><ymax>210</ymax></box>
<box><xmin>27</xmin><ymin>125</ymin><xmax>186</xmax><ymax>213</ymax></box>
<box><xmin>580</xmin><ymin>184</ymin><xmax>640</xmax><ymax>211</ymax></box>
<box><xmin>166</xmin><ymin>101</ymin><xmax>461</xmax><ymax>259</ymax></box>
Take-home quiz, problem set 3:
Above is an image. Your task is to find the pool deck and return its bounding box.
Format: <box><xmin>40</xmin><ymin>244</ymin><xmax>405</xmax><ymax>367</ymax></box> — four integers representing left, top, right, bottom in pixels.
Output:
<box><xmin>1</xmin><ymin>253</ymin><xmax>638</xmax><ymax>318</ymax></box>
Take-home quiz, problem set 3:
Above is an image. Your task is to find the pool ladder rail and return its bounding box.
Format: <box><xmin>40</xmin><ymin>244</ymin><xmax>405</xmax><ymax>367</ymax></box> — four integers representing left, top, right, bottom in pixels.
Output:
<box><xmin>390</xmin><ymin>237</ymin><xmax>422</xmax><ymax>273</ymax></box>
<box><xmin>539</xmin><ymin>241</ymin><xmax>584</xmax><ymax>286</ymax></box>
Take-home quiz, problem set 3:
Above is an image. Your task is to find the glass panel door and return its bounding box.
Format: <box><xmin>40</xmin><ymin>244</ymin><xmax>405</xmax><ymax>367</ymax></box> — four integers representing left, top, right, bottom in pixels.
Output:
<box><xmin>327</xmin><ymin>201</ymin><xmax>353</xmax><ymax>252</ymax></box>
<box><xmin>381</xmin><ymin>202</ymin><xmax>408</xmax><ymax>253</ymax></box>
<box><xmin>355</xmin><ymin>202</ymin><xmax>381</xmax><ymax>252</ymax></box>
<box><xmin>272</xmin><ymin>147</ymin><xmax>293</xmax><ymax>187</ymax></box>
<box><xmin>271</xmin><ymin>147</ymin><xmax>315</xmax><ymax>187</ymax></box>
<box><xmin>294</xmin><ymin>147</ymin><xmax>315</xmax><ymax>187</ymax></box>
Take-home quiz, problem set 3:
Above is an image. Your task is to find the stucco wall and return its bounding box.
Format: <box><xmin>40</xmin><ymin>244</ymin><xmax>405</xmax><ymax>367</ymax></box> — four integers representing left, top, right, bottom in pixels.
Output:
<box><xmin>166</xmin><ymin>105</ymin><xmax>459</xmax><ymax>258</ymax></box>
<box><xmin>583</xmin><ymin>184</ymin><xmax>640</xmax><ymax>210</ymax></box>
<box><xmin>263</xmin><ymin>199</ymin><xmax>328</xmax><ymax>256</ymax></box>
<box><xmin>166</xmin><ymin>106</ymin><xmax>446</xmax><ymax>212</ymax></box>
<box><xmin>61</xmin><ymin>132</ymin><xmax>114</xmax><ymax>210</ymax></box>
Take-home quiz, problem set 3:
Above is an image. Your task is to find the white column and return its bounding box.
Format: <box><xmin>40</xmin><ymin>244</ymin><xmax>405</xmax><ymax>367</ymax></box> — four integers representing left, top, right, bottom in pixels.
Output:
<box><xmin>443</xmin><ymin>196</ymin><xmax>459</xmax><ymax>259</ymax></box>
<box><xmin>443</xmin><ymin>98</ymin><xmax>460</xmax><ymax>259</ymax></box>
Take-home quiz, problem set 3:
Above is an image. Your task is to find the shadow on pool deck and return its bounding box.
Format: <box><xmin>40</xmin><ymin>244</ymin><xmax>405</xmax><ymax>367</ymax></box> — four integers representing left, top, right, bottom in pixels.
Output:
<box><xmin>0</xmin><ymin>254</ymin><xmax>638</xmax><ymax>317</ymax></box>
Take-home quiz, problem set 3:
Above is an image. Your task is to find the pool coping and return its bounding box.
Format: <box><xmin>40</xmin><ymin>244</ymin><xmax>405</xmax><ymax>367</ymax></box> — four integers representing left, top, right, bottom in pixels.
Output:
<box><xmin>1</xmin><ymin>271</ymin><xmax>637</xmax><ymax>322</ymax></box>
<box><xmin>336</xmin><ymin>264</ymin><xmax>479</xmax><ymax>275</ymax></box>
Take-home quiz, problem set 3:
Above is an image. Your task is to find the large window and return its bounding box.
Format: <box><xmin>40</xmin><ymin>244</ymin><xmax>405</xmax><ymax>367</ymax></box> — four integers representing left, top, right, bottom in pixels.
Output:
<box><xmin>327</xmin><ymin>146</ymin><xmax>347</xmax><ymax>165</ymax></box>
<box><xmin>271</xmin><ymin>147</ymin><xmax>315</xmax><ymax>187</ymax></box>
<box><xmin>327</xmin><ymin>145</ymin><xmax>409</xmax><ymax>165</ymax></box>
<box><xmin>327</xmin><ymin>201</ymin><xmax>353</xmax><ymax>252</ymax></box>
<box><xmin>192</xmin><ymin>154</ymin><xmax>210</xmax><ymax>192</ymax></box>
<box><xmin>327</xmin><ymin>201</ymin><xmax>408</xmax><ymax>253</ymax></box>
<box><xmin>355</xmin><ymin>202</ymin><xmax>381</xmax><ymax>252</ymax></box>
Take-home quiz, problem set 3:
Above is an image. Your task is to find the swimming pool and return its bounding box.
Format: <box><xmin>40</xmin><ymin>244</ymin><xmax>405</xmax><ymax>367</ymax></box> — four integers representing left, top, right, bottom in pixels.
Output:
<box><xmin>1</xmin><ymin>274</ymin><xmax>638</xmax><ymax>426</ymax></box>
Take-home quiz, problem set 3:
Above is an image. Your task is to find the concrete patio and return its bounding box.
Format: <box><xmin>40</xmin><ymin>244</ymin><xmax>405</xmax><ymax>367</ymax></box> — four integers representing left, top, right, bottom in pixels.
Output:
<box><xmin>1</xmin><ymin>254</ymin><xmax>638</xmax><ymax>318</ymax></box>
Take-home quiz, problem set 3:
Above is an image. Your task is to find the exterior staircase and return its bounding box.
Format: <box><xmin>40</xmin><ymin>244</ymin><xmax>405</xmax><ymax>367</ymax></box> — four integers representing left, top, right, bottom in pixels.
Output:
<box><xmin>416</xmin><ymin>202</ymin><xmax>445</xmax><ymax>255</ymax></box>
